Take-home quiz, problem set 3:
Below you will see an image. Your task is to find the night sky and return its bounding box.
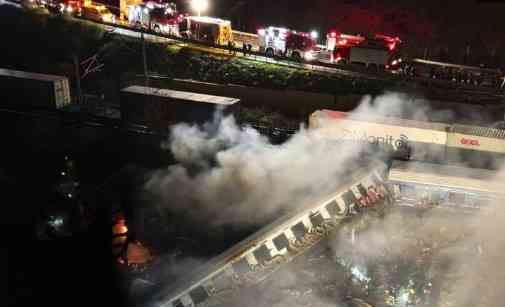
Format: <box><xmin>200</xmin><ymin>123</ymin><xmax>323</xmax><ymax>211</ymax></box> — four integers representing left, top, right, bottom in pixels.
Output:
<box><xmin>203</xmin><ymin>0</ymin><xmax>505</xmax><ymax>64</ymax></box>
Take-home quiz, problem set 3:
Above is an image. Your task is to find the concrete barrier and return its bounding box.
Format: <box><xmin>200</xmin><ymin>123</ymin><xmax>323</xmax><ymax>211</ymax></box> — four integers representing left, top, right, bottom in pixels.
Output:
<box><xmin>164</xmin><ymin>79</ymin><xmax>362</xmax><ymax>118</ymax></box>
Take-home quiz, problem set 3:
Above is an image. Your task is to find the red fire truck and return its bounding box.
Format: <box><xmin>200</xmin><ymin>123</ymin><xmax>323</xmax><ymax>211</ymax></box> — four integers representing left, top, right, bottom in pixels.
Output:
<box><xmin>257</xmin><ymin>26</ymin><xmax>320</xmax><ymax>62</ymax></box>
<box><xmin>318</xmin><ymin>32</ymin><xmax>402</xmax><ymax>70</ymax></box>
<box><xmin>128</xmin><ymin>1</ymin><xmax>182</xmax><ymax>36</ymax></box>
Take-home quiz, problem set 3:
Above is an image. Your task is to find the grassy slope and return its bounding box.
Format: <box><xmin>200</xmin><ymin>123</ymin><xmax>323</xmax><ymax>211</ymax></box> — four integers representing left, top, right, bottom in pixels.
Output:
<box><xmin>0</xmin><ymin>7</ymin><xmax>397</xmax><ymax>127</ymax></box>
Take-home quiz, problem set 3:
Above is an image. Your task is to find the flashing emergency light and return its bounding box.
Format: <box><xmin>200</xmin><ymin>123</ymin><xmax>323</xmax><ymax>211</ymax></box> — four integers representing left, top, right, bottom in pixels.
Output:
<box><xmin>310</xmin><ymin>30</ymin><xmax>318</xmax><ymax>39</ymax></box>
<box><xmin>258</xmin><ymin>28</ymin><xmax>266</xmax><ymax>36</ymax></box>
<box><xmin>330</xmin><ymin>32</ymin><xmax>337</xmax><ymax>38</ymax></box>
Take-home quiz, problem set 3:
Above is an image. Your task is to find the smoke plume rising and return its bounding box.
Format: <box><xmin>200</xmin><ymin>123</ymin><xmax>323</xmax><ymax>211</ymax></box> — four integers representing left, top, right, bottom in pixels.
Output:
<box><xmin>144</xmin><ymin>92</ymin><xmax>505</xmax><ymax>306</ymax></box>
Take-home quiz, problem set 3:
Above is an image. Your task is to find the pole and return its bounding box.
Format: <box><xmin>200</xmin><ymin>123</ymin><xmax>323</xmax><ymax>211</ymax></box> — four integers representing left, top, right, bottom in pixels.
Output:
<box><xmin>73</xmin><ymin>54</ymin><xmax>82</xmax><ymax>105</ymax></box>
<box><xmin>141</xmin><ymin>31</ymin><xmax>149</xmax><ymax>88</ymax></box>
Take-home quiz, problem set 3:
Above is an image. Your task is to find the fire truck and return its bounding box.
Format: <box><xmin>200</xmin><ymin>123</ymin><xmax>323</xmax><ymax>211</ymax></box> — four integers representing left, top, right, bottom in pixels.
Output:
<box><xmin>46</xmin><ymin>0</ymin><xmax>82</xmax><ymax>16</ymax></box>
<box><xmin>128</xmin><ymin>1</ymin><xmax>181</xmax><ymax>35</ymax></box>
<box><xmin>178</xmin><ymin>16</ymin><xmax>234</xmax><ymax>46</ymax></box>
<box><xmin>257</xmin><ymin>26</ymin><xmax>320</xmax><ymax>62</ymax></box>
<box><xmin>318</xmin><ymin>32</ymin><xmax>402</xmax><ymax>69</ymax></box>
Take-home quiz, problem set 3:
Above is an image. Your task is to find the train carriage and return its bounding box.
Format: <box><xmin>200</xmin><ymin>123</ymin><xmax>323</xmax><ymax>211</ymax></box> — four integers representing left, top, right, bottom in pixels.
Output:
<box><xmin>309</xmin><ymin>110</ymin><xmax>449</xmax><ymax>162</ymax></box>
<box><xmin>309</xmin><ymin>109</ymin><xmax>505</xmax><ymax>168</ymax></box>
<box><xmin>388</xmin><ymin>161</ymin><xmax>505</xmax><ymax>211</ymax></box>
<box><xmin>150</xmin><ymin>160</ymin><xmax>390</xmax><ymax>307</ymax></box>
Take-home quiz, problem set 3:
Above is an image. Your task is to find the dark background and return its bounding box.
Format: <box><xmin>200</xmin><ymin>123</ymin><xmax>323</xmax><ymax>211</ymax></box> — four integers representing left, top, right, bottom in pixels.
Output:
<box><xmin>205</xmin><ymin>0</ymin><xmax>505</xmax><ymax>66</ymax></box>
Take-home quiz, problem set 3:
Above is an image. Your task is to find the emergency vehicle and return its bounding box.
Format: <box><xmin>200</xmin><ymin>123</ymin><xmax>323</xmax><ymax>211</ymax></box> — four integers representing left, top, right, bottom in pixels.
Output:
<box><xmin>257</xmin><ymin>26</ymin><xmax>319</xmax><ymax>62</ymax></box>
<box><xmin>179</xmin><ymin>16</ymin><xmax>233</xmax><ymax>46</ymax></box>
<box><xmin>318</xmin><ymin>32</ymin><xmax>401</xmax><ymax>69</ymax></box>
<box><xmin>128</xmin><ymin>2</ymin><xmax>180</xmax><ymax>35</ymax></box>
<box><xmin>46</xmin><ymin>0</ymin><xmax>82</xmax><ymax>16</ymax></box>
<box><xmin>81</xmin><ymin>1</ymin><xmax>116</xmax><ymax>23</ymax></box>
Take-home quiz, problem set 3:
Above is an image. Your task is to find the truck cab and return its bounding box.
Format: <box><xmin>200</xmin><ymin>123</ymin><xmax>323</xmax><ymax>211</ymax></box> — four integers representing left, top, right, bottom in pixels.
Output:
<box><xmin>179</xmin><ymin>16</ymin><xmax>233</xmax><ymax>46</ymax></box>
<box><xmin>318</xmin><ymin>32</ymin><xmax>401</xmax><ymax>70</ymax></box>
<box><xmin>257</xmin><ymin>26</ymin><xmax>319</xmax><ymax>62</ymax></box>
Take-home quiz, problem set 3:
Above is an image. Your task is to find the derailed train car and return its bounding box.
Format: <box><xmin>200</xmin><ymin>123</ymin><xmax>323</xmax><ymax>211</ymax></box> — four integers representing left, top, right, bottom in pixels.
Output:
<box><xmin>388</xmin><ymin>160</ymin><xmax>505</xmax><ymax>211</ymax></box>
<box><xmin>150</xmin><ymin>160</ymin><xmax>390</xmax><ymax>307</ymax></box>
<box><xmin>309</xmin><ymin>109</ymin><xmax>505</xmax><ymax>168</ymax></box>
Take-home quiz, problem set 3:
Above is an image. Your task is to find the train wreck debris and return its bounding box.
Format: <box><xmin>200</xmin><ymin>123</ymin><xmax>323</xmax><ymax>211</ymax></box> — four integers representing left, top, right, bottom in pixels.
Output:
<box><xmin>150</xmin><ymin>160</ymin><xmax>391</xmax><ymax>307</ymax></box>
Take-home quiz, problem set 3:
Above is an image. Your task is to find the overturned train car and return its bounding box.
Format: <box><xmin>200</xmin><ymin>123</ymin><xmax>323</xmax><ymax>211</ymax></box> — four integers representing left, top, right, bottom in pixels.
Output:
<box><xmin>309</xmin><ymin>109</ymin><xmax>505</xmax><ymax>168</ymax></box>
<box><xmin>150</xmin><ymin>161</ymin><xmax>391</xmax><ymax>307</ymax></box>
<box><xmin>388</xmin><ymin>160</ymin><xmax>505</xmax><ymax>211</ymax></box>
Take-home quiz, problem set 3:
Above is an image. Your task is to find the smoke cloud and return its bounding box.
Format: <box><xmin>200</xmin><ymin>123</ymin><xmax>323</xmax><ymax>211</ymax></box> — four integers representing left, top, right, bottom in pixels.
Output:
<box><xmin>143</xmin><ymin>91</ymin><xmax>505</xmax><ymax>307</ymax></box>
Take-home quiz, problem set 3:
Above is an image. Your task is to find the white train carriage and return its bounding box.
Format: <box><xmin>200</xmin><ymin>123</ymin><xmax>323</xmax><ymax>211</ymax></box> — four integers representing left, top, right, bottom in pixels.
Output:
<box><xmin>309</xmin><ymin>109</ymin><xmax>505</xmax><ymax>167</ymax></box>
<box><xmin>151</xmin><ymin>160</ymin><xmax>390</xmax><ymax>307</ymax></box>
<box><xmin>388</xmin><ymin>160</ymin><xmax>505</xmax><ymax>210</ymax></box>
<box><xmin>309</xmin><ymin>109</ymin><xmax>448</xmax><ymax>162</ymax></box>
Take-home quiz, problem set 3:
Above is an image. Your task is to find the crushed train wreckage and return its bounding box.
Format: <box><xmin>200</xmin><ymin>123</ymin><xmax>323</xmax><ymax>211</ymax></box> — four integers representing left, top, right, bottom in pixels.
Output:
<box><xmin>149</xmin><ymin>160</ymin><xmax>391</xmax><ymax>307</ymax></box>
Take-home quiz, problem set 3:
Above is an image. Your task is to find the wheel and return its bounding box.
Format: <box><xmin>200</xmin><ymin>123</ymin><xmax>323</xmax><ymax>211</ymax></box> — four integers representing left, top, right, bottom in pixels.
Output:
<box><xmin>265</xmin><ymin>48</ymin><xmax>274</xmax><ymax>58</ymax></box>
<box><xmin>292</xmin><ymin>52</ymin><xmax>302</xmax><ymax>62</ymax></box>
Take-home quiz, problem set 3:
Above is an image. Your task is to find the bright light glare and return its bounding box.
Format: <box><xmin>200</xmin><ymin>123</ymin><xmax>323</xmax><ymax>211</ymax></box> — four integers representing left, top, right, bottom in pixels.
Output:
<box><xmin>257</xmin><ymin>28</ymin><xmax>266</xmax><ymax>36</ymax></box>
<box><xmin>191</xmin><ymin>0</ymin><xmax>208</xmax><ymax>16</ymax></box>
<box><xmin>310</xmin><ymin>30</ymin><xmax>318</xmax><ymax>39</ymax></box>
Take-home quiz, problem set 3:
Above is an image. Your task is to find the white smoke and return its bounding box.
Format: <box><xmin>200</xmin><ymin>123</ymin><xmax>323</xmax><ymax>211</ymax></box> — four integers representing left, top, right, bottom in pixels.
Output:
<box><xmin>144</xmin><ymin>91</ymin><xmax>505</xmax><ymax>307</ymax></box>
<box><xmin>146</xmin><ymin>112</ymin><xmax>367</xmax><ymax>227</ymax></box>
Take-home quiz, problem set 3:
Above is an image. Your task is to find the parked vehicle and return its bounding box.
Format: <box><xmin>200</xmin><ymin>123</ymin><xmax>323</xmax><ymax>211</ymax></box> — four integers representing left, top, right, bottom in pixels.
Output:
<box><xmin>257</xmin><ymin>26</ymin><xmax>319</xmax><ymax>62</ymax></box>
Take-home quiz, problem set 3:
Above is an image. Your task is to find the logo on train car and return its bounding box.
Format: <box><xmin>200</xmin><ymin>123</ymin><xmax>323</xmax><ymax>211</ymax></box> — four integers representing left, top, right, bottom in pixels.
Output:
<box><xmin>341</xmin><ymin>129</ymin><xmax>409</xmax><ymax>149</ymax></box>
<box><xmin>460</xmin><ymin>138</ymin><xmax>480</xmax><ymax>146</ymax></box>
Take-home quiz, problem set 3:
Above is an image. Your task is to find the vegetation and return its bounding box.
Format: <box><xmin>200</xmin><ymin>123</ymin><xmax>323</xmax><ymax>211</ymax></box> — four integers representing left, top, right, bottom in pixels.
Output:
<box><xmin>0</xmin><ymin>7</ymin><xmax>394</xmax><ymax>108</ymax></box>
<box><xmin>168</xmin><ymin>48</ymin><xmax>394</xmax><ymax>96</ymax></box>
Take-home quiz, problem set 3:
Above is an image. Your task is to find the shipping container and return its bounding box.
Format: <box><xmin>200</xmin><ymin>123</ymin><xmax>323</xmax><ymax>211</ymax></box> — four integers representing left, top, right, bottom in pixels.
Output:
<box><xmin>120</xmin><ymin>85</ymin><xmax>240</xmax><ymax>129</ymax></box>
<box><xmin>0</xmin><ymin>68</ymin><xmax>71</xmax><ymax>109</ymax></box>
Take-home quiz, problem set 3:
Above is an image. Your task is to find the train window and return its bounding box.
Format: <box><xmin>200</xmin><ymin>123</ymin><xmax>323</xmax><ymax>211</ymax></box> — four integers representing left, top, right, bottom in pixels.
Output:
<box><xmin>448</xmin><ymin>192</ymin><xmax>465</xmax><ymax>204</ymax></box>
<box><xmin>273</xmin><ymin>233</ymin><xmax>290</xmax><ymax>250</ymax></box>
<box><xmin>291</xmin><ymin>222</ymin><xmax>307</xmax><ymax>239</ymax></box>
<box><xmin>309</xmin><ymin>212</ymin><xmax>325</xmax><ymax>227</ymax></box>
<box><xmin>273</xmin><ymin>29</ymin><xmax>280</xmax><ymax>37</ymax></box>
<box><xmin>189</xmin><ymin>286</ymin><xmax>209</xmax><ymax>304</ymax></box>
<box><xmin>342</xmin><ymin>190</ymin><xmax>358</xmax><ymax>207</ymax></box>
<box><xmin>232</xmin><ymin>258</ymin><xmax>250</xmax><ymax>274</ymax></box>
<box><xmin>253</xmin><ymin>244</ymin><xmax>272</xmax><ymax>263</ymax></box>
<box><xmin>325</xmin><ymin>200</ymin><xmax>341</xmax><ymax>216</ymax></box>
<box><xmin>400</xmin><ymin>184</ymin><xmax>416</xmax><ymax>197</ymax></box>
<box><xmin>430</xmin><ymin>191</ymin><xmax>441</xmax><ymax>203</ymax></box>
